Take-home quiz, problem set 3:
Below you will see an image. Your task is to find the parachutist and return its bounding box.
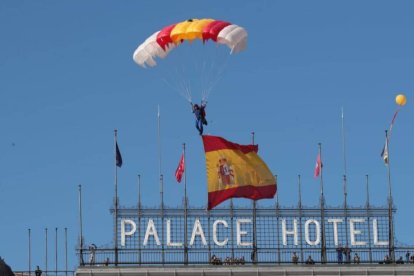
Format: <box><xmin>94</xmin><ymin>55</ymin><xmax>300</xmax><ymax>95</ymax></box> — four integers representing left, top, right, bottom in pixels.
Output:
<box><xmin>191</xmin><ymin>101</ymin><xmax>207</xmax><ymax>135</ymax></box>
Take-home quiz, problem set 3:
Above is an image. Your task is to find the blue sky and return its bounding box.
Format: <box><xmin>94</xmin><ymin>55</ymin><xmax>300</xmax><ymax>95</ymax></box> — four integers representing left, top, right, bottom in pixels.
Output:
<box><xmin>1</xmin><ymin>0</ymin><xmax>414</xmax><ymax>271</ymax></box>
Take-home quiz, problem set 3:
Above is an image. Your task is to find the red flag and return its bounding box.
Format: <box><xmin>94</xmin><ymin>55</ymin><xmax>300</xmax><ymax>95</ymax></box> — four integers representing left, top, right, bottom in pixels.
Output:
<box><xmin>175</xmin><ymin>153</ymin><xmax>185</xmax><ymax>183</ymax></box>
<box><xmin>314</xmin><ymin>153</ymin><xmax>321</xmax><ymax>178</ymax></box>
<box><xmin>389</xmin><ymin>109</ymin><xmax>400</xmax><ymax>134</ymax></box>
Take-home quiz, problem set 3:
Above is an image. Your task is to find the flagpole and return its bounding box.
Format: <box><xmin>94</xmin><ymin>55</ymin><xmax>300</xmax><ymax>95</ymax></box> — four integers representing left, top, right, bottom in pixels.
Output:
<box><xmin>230</xmin><ymin>198</ymin><xmax>234</xmax><ymax>261</ymax></box>
<box><xmin>137</xmin><ymin>174</ymin><xmax>142</xmax><ymax>266</ymax></box>
<box><xmin>275</xmin><ymin>175</ymin><xmax>281</xmax><ymax>264</ymax></box>
<box><xmin>45</xmin><ymin>228</ymin><xmax>48</xmax><ymax>272</ymax></box>
<box><xmin>114</xmin><ymin>129</ymin><xmax>119</xmax><ymax>266</ymax></box>
<box><xmin>183</xmin><ymin>144</ymin><xmax>188</xmax><ymax>211</ymax></box>
<box><xmin>343</xmin><ymin>174</ymin><xmax>348</xmax><ymax>208</ymax></box>
<box><xmin>183</xmin><ymin>143</ymin><xmax>188</xmax><ymax>265</ymax></box>
<box><xmin>343</xmin><ymin>174</ymin><xmax>349</xmax><ymax>250</ymax></box>
<box><xmin>160</xmin><ymin>174</ymin><xmax>165</xmax><ymax>265</ymax></box>
<box><xmin>341</xmin><ymin>108</ymin><xmax>350</xmax><ymax>261</ymax></box>
<box><xmin>341</xmin><ymin>107</ymin><xmax>348</xmax><ymax>177</ymax></box>
<box><xmin>158</xmin><ymin>105</ymin><xmax>163</xmax><ymax>208</ymax></box>
<box><xmin>382</xmin><ymin>106</ymin><xmax>401</xmax><ymax>262</ymax></box>
<box><xmin>341</xmin><ymin>108</ymin><xmax>350</xmax><ymax>255</ymax></box>
<box><xmin>298</xmin><ymin>175</ymin><xmax>304</xmax><ymax>264</ymax></box>
<box><xmin>318</xmin><ymin>142</ymin><xmax>327</xmax><ymax>263</ymax></box>
<box><xmin>385</xmin><ymin>130</ymin><xmax>395</xmax><ymax>261</ymax></box>
<box><xmin>298</xmin><ymin>174</ymin><xmax>302</xmax><ymax>209</ymax></box>
<box><xmin>55</xmin><ymin>227</ymin><xmax>58</xmax><ymax>276</ymax></box>
<box><xmin>65</xmin><ymin>227</ymin><xmax>68</xmax><ymax>276</ymax></box>
<box><xmin>318</xmin><ymin>143</ymin><xmax>325</xmax><ymax>196</ymax></box>
<box><xmin>275</xmin><ymin>175</ymin><xmax>279</xmax><ymax>208</ymax></box>
<box><xmin>157</xmin><ymin>106</ymin><xmax>165</xmax><ymax>265</ymax></box>
<box><xmin>138</xmin><ymin>175</ymin><xmax>141</xmax><ymax>210</ymax></box>
<box><xmin>385</xmin><ymin>130</ymin><xmax>393</xmax><ymax>209</ymax></box>
<box><xmin>251</xmin><ymin>131</ymin><xmax>257</xmax><ymax>264</ymax></box>
<box><xmin>28</xmin><ymin>228</ymin><xmax>31</xmax><ymax>275</ymax></box>
<box><xmin>341</xmin><ymin>107</ymin><xmax>348</xmax><ymax>208</ymax></box>
<box><xmin>78</xmin><ymin>185</ymin><xmax>84</xmax><ymax>266</ymax></box>
<box><xmin>365</xmin><ymin>175</ymin><xmax>370</xmax><ymax>208</ymax></box>
<box><xmin>366</xmin><ymin>175</ymin><xmax>373</xmax><ymax>263</ymax></box>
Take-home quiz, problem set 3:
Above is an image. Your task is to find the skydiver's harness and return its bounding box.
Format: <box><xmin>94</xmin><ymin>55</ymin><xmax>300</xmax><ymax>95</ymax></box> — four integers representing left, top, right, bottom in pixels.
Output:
<box><xmin>191</xmin><ymin>102</ymin><xmax>208</xmax><ymax>126</ymax></box>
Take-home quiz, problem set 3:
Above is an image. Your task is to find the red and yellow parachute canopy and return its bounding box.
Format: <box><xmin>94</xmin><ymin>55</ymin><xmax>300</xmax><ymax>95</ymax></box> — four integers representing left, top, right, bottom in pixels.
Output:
<box><xmin>133</xmin><ymin>19</ymin><xmax>248</xmax><ymax>67</ymax></box>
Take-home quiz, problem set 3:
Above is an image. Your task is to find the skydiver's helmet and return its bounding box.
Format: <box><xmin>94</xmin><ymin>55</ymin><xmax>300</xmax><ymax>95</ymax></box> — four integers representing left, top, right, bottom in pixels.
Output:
<box><xmin>194</xmin><ymin>104</ymin><xmax>200</xmax><ymax>109</ymax></box>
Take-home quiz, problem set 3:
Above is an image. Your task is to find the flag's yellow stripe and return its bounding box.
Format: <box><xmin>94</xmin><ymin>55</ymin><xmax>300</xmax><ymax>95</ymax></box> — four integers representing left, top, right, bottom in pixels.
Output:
<box><xmin>205</xmin><ymin>149</ymin><xmax>275</xmax><ymax>193</ymax></box>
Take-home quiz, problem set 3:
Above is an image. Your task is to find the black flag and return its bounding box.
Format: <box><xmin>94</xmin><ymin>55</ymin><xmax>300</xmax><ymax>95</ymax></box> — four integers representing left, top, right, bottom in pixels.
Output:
<box><xmin>116</xmin><ymin>142</ymin><xmax>123</xmax><ymax>167</ymax></box>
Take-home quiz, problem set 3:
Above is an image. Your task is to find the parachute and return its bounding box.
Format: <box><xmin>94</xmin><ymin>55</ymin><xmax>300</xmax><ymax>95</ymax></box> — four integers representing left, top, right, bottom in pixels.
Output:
<box><xmin>133</xmin><ymin>19</ymin><xmax>247</xmax><ymax>103</ymax></box>
<box><xmin>133</xmin><ymin>19</ymin><xmax>248</xmax><ymax>68</ymax></box>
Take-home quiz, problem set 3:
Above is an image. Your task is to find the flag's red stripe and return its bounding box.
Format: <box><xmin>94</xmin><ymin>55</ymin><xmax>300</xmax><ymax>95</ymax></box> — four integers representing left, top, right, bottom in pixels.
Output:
<box><xmin>202</xmin><ymin>135</ymin><xmax>258</xmax><ymax>154</ymax></box>
<box><xmin>208</xmin><ymin>184</ymin><xmax>276</xmax><ymax>210</ymax></box>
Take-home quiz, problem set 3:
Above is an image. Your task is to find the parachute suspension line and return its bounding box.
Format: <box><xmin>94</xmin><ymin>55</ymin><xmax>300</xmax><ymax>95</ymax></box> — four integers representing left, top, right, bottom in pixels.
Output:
<box><xmin>202</xmin><ymin>59</ymin><xmax>216</xmax><ymax>100</ymax></box>
<box><xmin>175</xmin><ymin>65</ymin><xmax>188</xmax><ymax>101</ymax></box>
<box><xmin>184</xmin><ymin>82</ymin><xmax>192</xmax><ymax>103</ymax></box>
<box><xmin>199</xmin><ymin>52</ymin><xmax>216</xmax><ymax>101</ymax></box>
<box><xmin>191</xmin><ymin>47</ymin><xmax>210</xmax><ymax>103</ymax></box>
<box><xmin>201</xmin><ymin>60</ymin><xmax>212</xmax><ymax>101</ymax></box>
<box><xmin>177</xmin><ymin>61</ymin><xmax>193</xmax><ymax>103</ymax></box>
<box><xmin>179</xmin><ymin>77</ymin><xmax>192</xmax><ymax>103</ymax></box>
<box><xmin>201</xmin><ymin>47</ymin><xmax>230</xmax><ymax>101</ymax></box>
<box><xmin>161</xmin><ymin>66</ymin><xmax>192</xmax><ymax>103</ymax></box>
<box><xmin>176</xmin><ymin>66</ymin><xmax>190</xmax><ymax>102</ymax></box>
<box><xmin>200</xmin><ymin>60</ymin><xmax>209</xmax><ymax>102</ymax></box>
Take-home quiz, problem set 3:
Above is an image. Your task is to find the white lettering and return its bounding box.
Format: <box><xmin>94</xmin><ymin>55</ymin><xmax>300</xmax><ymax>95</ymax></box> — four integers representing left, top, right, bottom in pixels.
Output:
<box><xmin>166</xmin><ymin>219</ymin><xmax>183</xmax><ymax>247</ymax></box>
<box><xmin>143</xmin><ymin>219</ymin><xmax>161</xmax><ymax>246</ymax></box>
<box><xmin>373</xmin><ymin>219</ymin><xmax>388</xmax><ymax>246</ymax></box>
<box><xmin>190</xmin><ymin>219</ymin><xmax>207</xmax><ymax>246</ymax></box>
<box><xmin>213</xmin><ymin>220</ymin><xmax>228</xmax><ymax>246</ymax></box>
<box><xmin>282</xmin><ymin>219</ymin><xmax>298</xmax><ymax>246</ymax></box>
<box><xmin>305</xmin><ymin>219</ymin><xmax>320</xmax><ymax>246</ymax></box>
<box><xmin>121</xmin><ymin>219</ymin><xmax>136</xmax><ymax>247</ymax></box>
<box><xmin>349</xmin><ymin>218</ymin><xmax>366</xmax><ymax>246</ymax></box>
<box><xmin>328</xmin><ymin>219</ymin><xmax>343</xmax><ymax>246</ymax></box>
<box><xmin>236</xmin><ymin>219</ymin><xmax>252</xmax><ymax>246</ymax></box>
<box><xmin>117</xmin><ymin>216</ymin><xmax>391</xmax><ymax>248</ymax></box>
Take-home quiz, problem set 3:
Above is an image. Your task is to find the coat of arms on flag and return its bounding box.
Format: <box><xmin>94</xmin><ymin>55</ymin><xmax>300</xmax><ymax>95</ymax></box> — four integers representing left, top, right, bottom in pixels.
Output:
<box><xmin>202</xmin><ymin>135</ymin><xmax>276</xmax><ymax>210</ymax></box>
<box><xmin>217</xmin><ymin>156</ymin><xmax>235</xmax><ymax>187</ymax></box>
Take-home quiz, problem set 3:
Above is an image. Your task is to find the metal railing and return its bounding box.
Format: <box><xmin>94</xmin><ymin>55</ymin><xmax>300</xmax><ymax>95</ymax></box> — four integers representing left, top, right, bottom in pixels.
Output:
<box><xmin>77</xmin><ymin>247</ymin><xmax>414</xmax><ymax>266</ymax></box>
<box><xmin>14</xmin><ymin>271</ymin><xmax>75</xmax><ymax>276</ymax></box>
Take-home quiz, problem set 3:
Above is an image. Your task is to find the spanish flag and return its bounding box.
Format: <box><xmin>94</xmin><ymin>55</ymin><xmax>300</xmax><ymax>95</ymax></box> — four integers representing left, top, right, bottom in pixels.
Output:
<box><xmin>202</xmin><ymin>135</ymin><xmax>277</xmax><ymax>210</ymax></box>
